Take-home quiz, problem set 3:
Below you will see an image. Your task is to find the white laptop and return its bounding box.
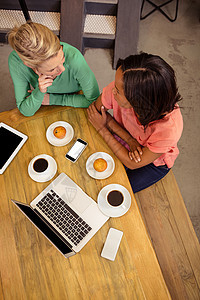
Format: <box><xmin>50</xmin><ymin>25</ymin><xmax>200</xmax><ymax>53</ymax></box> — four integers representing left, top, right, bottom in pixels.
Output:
<box><xmin>12</xmin><ymin>173</ymin><xmax>109</xmax><ymax>258</ymax></box>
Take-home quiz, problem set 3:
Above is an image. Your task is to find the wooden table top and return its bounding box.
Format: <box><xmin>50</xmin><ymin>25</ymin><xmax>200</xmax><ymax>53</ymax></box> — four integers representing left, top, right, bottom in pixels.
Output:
<box><xmin>0</xmin><ymin>106</ymin><xmax>171</xmax><ymax>299</ymax></box>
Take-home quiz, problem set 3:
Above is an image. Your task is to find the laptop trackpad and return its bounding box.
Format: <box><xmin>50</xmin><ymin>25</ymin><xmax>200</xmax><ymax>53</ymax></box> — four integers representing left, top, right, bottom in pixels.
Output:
<box><xmin>55</xmin><ymin>177</ymin><xmax>92</xmax><ymax>214</ymax></box>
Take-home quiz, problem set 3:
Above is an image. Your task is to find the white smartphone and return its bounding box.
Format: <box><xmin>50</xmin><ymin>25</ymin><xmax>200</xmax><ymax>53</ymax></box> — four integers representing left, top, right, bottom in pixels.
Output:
<box><xmin>101</xmin><ymin>228</ymin><xmax>123</xmax><ymax>261</ymax></box>
<box><xmin>65</xmin><ymin>138</ymin><xmax>88</xmax><ymax>163</ymax></box>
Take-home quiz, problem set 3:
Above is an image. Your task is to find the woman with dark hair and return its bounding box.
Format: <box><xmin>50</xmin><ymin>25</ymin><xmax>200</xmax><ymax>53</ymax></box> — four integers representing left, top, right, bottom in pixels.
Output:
<box><xmin>87</xmin><ymin>53</ymin><xmax>183</xmax><ymax>193</ymax></box>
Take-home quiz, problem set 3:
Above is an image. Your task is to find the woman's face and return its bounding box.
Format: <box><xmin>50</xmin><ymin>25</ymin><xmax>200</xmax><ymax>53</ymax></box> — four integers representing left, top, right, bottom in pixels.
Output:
<box><xmin>37</xmin><ymin>47</ymin><xmax>65</xmax><ymax>78</ymax></box>
<box><xmin>112</xmin><ymin>67</ymin><xmax>132</xmax><ymax>108</ymax></box>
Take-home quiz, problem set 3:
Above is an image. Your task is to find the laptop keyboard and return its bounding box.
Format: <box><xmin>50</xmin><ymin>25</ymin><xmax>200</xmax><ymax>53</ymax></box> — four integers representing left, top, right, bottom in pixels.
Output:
<box><xmin>36</xmin><ymin>189</ymin><xmax>92</xmax><ymax>246</ymax></box>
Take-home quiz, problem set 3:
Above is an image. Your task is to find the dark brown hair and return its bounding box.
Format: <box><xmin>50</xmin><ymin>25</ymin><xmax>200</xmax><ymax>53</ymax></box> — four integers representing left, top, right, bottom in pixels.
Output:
<box><xmin>116</xmin><ymin>53</ymin><xmax>182</xmax><ymax>127</ymax></box>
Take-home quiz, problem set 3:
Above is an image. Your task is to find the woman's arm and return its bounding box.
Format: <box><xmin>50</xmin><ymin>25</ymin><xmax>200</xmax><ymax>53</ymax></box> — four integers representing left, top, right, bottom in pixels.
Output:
<box><xmin>93</xmin><ymin>95</ymin><xmax>140</xmax><ymax>143</ymax></box>
<box><xmin>49</xmin><ymin>73</ymin><xmax>99</xmax><ymax>108</ymax></box>
<box><xmin>8</xmin><ymin>53</ymin><xmax>46</xmax><ymax>116</ymax></box>
<box><xmin>87</xmin><ymin>104</ymin><xmax>163</xmax><ymax>169</ymax></box>
<box><xmin>49</xmin><ymin>93</ymin><xmax>97</xmax><ymax>108</ymax></box>
<box><xmin>91</xmin><ymin>96</ymin><xmax>143</xmax><ymax>162</ymax></box>
<box><xmin>50</xmin><ymin>51</ymin><xmax>100</xmax><ymax>108</ymax></box>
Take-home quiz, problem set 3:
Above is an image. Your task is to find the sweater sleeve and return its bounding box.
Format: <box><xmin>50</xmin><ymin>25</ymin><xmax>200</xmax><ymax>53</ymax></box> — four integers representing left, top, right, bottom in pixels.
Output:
<box><xmin>49</xmin><ymin>48</ymin><xmax>100</xmax><ymax>108</ymax></box>
<box><xmin>8</xmin><ymin>52</ymin><xmax>45</xmax><ymax>116</ymax></box>
<box><xmin>50</xmin><ymin>93</ymin><xmax>97</xmax><ymax>108</ymax></box>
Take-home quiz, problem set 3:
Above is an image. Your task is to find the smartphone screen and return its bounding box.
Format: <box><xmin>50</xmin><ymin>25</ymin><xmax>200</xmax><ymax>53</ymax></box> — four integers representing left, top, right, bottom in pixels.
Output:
<box><xmin>65</xmin><ymin>139</ymin><xmax>87</xmax><ymax>162</ymax></box>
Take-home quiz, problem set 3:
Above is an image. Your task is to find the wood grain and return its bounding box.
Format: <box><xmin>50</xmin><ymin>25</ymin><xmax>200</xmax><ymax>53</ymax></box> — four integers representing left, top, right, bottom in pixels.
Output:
<box><xmin>135</xmin><ymin>171</ymin><xmax>200</xmax><ymax>300</ymax></box>
<box><xmin>0</xmin><ymin>107</ymin><xmax>170</xmax><ymax>299</ymax></box>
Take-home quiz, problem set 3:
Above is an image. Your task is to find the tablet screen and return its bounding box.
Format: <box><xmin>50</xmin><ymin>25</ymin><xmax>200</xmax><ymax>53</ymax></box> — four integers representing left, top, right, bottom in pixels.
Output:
<box><xmin>0</xmin><ymin>123</ymin><xmax>28</xmax><ymax>174</ymax></box>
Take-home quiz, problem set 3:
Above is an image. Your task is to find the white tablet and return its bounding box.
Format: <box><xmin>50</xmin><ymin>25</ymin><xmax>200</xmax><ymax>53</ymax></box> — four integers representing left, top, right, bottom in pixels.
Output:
<box><xmin>0</xmin><ymin>122</ymin><xmax>28</xmax><ymax>174</ymax></box>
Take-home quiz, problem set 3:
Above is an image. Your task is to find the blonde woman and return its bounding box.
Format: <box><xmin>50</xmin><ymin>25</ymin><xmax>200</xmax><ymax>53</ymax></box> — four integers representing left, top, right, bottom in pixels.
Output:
<box><xmin>8</xmin><ymin>22</ymin><xmax>100</xmax><ymax>116</ymax></box>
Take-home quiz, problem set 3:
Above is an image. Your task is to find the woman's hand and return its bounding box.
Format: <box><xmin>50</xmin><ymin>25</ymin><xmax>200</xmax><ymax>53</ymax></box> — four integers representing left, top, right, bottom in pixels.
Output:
<box><xmin>87</xmin><ymin>103</ymin><xmax>107</xmax><ymax>132</ymax></box>
<box><xmin>42</xmin><ymin>93</ymin><xmax>50</xmax><ymax>105</ymax></box>
<box><xmin>26</xmin><ymin>89</ymin><xmax>49</xmax><ymax>105</ymax></box>
<box><xmin>26</xmin><ymin>89</ymin><xmax>33</xmax><ymax>98</ymax></box>
<box><xmin>128</xmin><ymin>139</ymin><xmax>143</xmax><ymax>163</ymax></box>
<box><xmin>35</xmin><ymin>70</ymin><xmax>53</xmax><ymax>93</ymax></box>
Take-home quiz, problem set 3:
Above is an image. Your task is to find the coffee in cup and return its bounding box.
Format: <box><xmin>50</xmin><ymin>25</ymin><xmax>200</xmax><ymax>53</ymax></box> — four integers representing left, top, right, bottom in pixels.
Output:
<box><xmin>107</xmin><ymin>190</ymin><xmax>124</xmax><ymax>207</ymax></box>
<box><xmin>33</xmin><ymin>158</ymin><xmax>49</xmax><ymax>173</ymax></box>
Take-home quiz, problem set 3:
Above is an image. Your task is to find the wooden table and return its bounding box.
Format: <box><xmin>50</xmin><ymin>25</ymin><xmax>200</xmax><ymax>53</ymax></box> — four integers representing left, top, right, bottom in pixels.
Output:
<box><xmin>0</xmin><ymin>106</ymin><xmax>171</xmax><ymax>299</ymax></box>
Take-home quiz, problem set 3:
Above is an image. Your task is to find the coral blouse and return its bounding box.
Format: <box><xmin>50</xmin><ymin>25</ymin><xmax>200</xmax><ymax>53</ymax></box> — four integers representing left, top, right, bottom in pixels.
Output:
<box><xmin>102</xmin><ymin>81</ymin><xmax>183</xmax><ymax>168</ymax></box>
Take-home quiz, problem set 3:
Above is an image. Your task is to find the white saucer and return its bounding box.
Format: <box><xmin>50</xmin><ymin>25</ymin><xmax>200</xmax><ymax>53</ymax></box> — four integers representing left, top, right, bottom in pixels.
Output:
<box><xmin>86</xmin><ymin>152</ymin><xmax>115</xmax><ymax>180</ymax></box>
<box><xmin>28</xmin><ymin>154</ymin><xmax>57</xmax><ymax>182</ymax></box>
<box><xmin>97</xmin><ymin>184</ymin><xmax>131</xmax><ymax>217</ymax></box>
<box><xmin>46</xmin><ymin>121</ymin><xmax>74</xmax><ymax>146</ymax></box>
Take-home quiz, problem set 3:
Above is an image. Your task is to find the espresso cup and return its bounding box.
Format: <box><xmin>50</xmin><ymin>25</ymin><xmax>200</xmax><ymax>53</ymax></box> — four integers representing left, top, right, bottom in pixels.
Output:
<box><xmin>31</xmin><ymin>157</ymin><xmax>50</xmax><ymax>175</ymax></box>
<box><xmin>106</xmin><ymin>190</ymin><xmax>125</xmax><ymax>208</ymax></box>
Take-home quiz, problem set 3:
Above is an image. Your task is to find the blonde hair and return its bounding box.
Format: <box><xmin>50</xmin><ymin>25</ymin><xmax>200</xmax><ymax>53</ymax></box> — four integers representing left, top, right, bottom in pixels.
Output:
<box><xmin>8</xmin><ymin>22</ymin><xmax>61</xmax><ymax>68</ymax></box>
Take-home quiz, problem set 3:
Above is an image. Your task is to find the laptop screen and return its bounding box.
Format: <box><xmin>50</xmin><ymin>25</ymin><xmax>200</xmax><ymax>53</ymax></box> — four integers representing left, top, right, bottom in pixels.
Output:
<box><xmin>14</xmin><ymin>201</ymin><xmax>74</xmax><ymax>256</ymax></box>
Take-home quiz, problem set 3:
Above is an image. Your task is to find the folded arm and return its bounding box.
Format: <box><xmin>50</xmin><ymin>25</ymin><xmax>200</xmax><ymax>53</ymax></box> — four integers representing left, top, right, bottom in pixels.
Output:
<box><xmin>9</xmin><ymin>58</ymin><xmax>45</xmax><ymax>116</ymax></box>
<box><xmin>87</xmin><ymin>97</ymin><xmax>163</xmax><ymax>169</ymax></box>
<box><xmin>94</xmin><ymin>95</ymin><xmax>138</xmax><ymax>142</ymax></box>
<box><xmin>50</xmin><ymin>53</ymin><xmax>100</xmax><ymax>108</ymax></box>
<box><xmin>49</xmin><ymin>92</ymin><xmax>97</xmax><ymax>108</ymax></box>
<box><xmin>93</xmin><ymin>96</ymin><xmax>144</xmax><ymax>162</ymax></box>
<box><xmin>15</xmin><ymin>84</ymin><xmax>45</xmax><ymax>117</ymax></box>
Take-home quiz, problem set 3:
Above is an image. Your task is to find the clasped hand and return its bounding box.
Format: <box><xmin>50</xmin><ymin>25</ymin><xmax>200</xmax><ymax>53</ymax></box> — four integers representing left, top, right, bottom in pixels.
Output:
<box><xmin>87</xmin><ymin>102</ymin><xmax>143</xmax><ymax>163</ymax></box>
<box><xmin>87</xmin><ymin>103</ymin><xmax>107</xmax><ymax>132</ymax></box>
<box><xmin>127</xmin><ymin>139</ymin><xmax>143</xmax><ymax>163</ymax></box>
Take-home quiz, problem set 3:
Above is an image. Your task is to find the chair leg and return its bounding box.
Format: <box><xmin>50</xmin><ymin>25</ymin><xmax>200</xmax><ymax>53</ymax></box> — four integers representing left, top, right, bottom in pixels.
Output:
<box><xmin>141</xmin><ymin>0</ymin><xmax>179</xmax><ymax>22</ymax></box>
<box><xmin>141</xmin><ymin>0</ymin><xmax>158</xmax><ymax>20</ymax></box>
<box><xmin>18</xmin><ymin>0</ymin><xmax>31</xmax><ymax>21</ymax></box>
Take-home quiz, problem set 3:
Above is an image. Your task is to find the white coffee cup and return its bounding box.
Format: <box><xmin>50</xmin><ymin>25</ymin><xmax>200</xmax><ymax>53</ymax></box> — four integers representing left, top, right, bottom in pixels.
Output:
<box><xmin>30</xmin><ymin>156</ymin><xmax>50</xmax><ymax>176</ymax></box>
<box><xmin>106</xmin><ymin>189</ymin><xmax>126</xmax><ymax>209</ymax></box>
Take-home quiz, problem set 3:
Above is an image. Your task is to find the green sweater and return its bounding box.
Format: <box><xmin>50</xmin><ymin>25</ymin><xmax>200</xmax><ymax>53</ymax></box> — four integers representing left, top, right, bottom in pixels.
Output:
<box><xmin>8</xmin><ymin>42</ymin><xmax>100</xmax><ymax>116</ymax></box>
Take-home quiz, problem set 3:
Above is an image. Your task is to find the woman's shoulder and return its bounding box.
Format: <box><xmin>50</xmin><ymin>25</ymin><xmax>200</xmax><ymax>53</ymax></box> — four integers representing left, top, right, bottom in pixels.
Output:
<box><xmin>164</xmin><ymin>106</ymin><xmax>183</xmax><ymax>128</ymax></box>
<box><xmin>102</xmin><ymin>81</ymin><xmax>115</xmax><ymax>99</ymax></box>
<box><xmin>61</xmin><ymin>42</ymin><xmax>89</xmax><ymax>74</ymax></box>
<box><xmin>8</xmin><ymin>50</ymin><xmax>25</xmax><ymax>74</ymax></box>
<box><xmin>151</xmin><ymin>106</ymin><xmax>182</xmax><ymax>126</ymax></box>
<box><xmin>103</xmin><ymin>81</ymin><xmax>115</xmax><ymax>93</ymax></box>
<box><xmin>169</xmin><ymin>106</ymin><xmax>183</xmax><ymax>136</ymax></box>
<box><xmin>61</xmin><ymin>42</ymin><xmax>83</xmax><ymax>61</ymax></box>
<box><xmin>8</xmin><ymin>50</ymin><xmax>22</xmax><ymax>64</ymax></box>
<box><xmin>102</xmin><ymin>81</ymin><xmax>115</xmax><ymax>109</ymax></box>
<box><xmin>149</xmin><ymin>106</ymin><xmax>183</xmax><ymax>138</ymax></box>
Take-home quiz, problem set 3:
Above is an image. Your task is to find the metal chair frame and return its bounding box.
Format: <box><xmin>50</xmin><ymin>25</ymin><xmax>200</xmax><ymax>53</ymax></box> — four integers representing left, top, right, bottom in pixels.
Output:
<box><xmin>140</xmin><ymin>0</ymin><xmax>179</xmax><ymax>22</ymax></box>
<box><xmin>18</xmin><ymin>0</ymin><xmax>31</xmax><ymax>21</ymax></box>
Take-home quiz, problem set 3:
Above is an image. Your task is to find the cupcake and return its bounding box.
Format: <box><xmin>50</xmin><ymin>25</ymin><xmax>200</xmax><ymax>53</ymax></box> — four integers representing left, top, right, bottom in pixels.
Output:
<box><xmin>93</xmin><ymin>158</ymin><xmax>107</xmax><ymax>172</ymax></box>
<box><xmin>53</xmin><ymin>126</ymin><xmax>66</xmax><ymax>139</ymax></box>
